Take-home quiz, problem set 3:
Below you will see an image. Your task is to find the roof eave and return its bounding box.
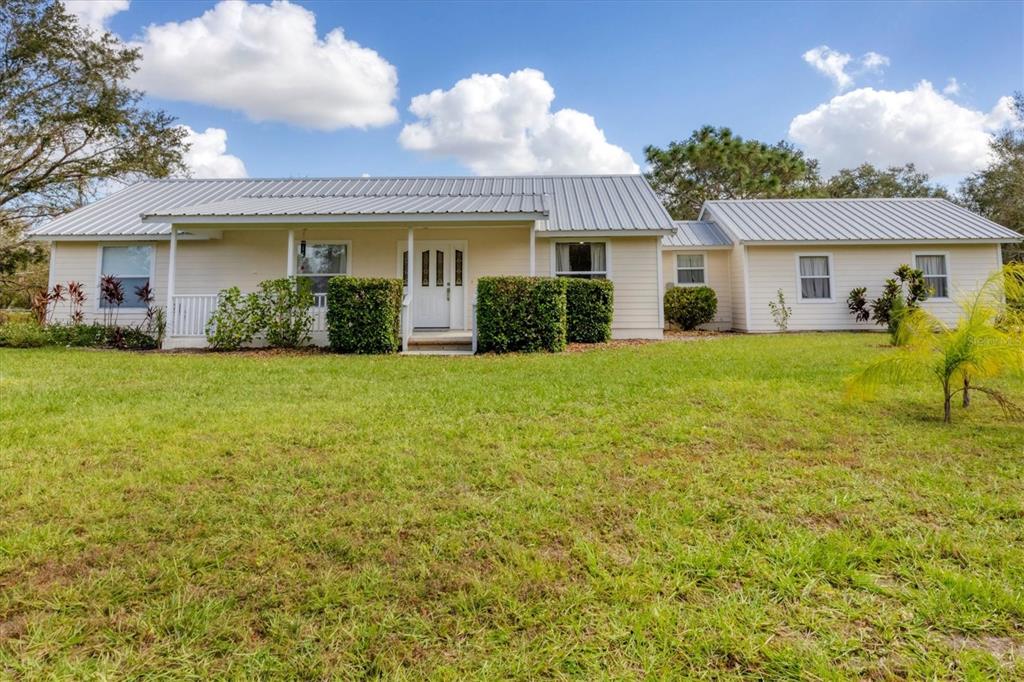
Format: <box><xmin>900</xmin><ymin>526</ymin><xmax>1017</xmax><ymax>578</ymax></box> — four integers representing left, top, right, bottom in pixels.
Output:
<box><xmin>739</xmin><ymin>237</ymin><xmax>1020</xmax><ymax>246</ymax></box>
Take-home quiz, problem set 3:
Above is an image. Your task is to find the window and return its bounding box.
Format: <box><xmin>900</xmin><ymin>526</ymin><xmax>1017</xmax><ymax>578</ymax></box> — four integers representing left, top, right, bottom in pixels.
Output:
<box><xmin>915</xmin><ymin>254</ymin><xmax>949</xmax><ymax>298</ymax></box>
<box><xmin>100</xmin><ymin>245</ymin><xmax>152</xmax><ymax>308</ymax></box>
<box><xmin>555</xmin><ymin>242</ymin><xmax>607</xmax><ymax>279</ymax></box>
<box><xmin>676</xmin><ymin>254</ymin><xmax>705</xmax><ymax>286</ymax></box>
<box><xmin>798</xmin><ymin>255</ymin><xmax>832</xmax><ymax>300</ymax></box>
<box><xmin>297</xmin><ymin>242</ymin><xmax>348</xmax><ymax>294</ymax></box>
<box><xmin>454</xmin><ymin>249</ymin><xmax>464</xmax><ymax>286</ymax></box>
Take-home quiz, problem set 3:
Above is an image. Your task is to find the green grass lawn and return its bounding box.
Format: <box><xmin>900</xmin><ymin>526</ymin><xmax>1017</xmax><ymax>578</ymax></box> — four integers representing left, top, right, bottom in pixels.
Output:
<box><xmin>1</xmin><ymin>334</ymin><xmax>1022</xmax><ymax>679</ymax></box>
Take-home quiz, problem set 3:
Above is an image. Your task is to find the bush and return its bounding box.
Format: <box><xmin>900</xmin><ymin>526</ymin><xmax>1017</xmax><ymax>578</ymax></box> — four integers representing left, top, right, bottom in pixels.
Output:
<box><xmin>0</xmin><ymin>321</ymin><xmax>49</xmax><ymax>347</ymax></box>
<box><xmin>206</xmin><ymin>287</ymin><xmax>262</xmax><ymax>351</ymax></box>
<box><xmin>257</xmin><ymin>277</ymin><xmax>314</xmax><ymax>348</ymax></box>
<box><xmin>107</xmin><ymin>326</ymin><xmax>159</xmax><ymax>351</ymax></box>
<box><xmin>0</xmin><ymin>310</ymin><xmax>34</xmax><ymax>325</ymax></box>
<box><xmin>564</xmin><ymin>278</ymin><xmax>614</xmax><ymax>343</ymax></box>
<box><xmin>476</xmin><ymin>276</ymin><xmax>567</xmax><ymax>353</ymax></box>
<box><xmin>664</xmin><ymin>286</ymin><xmax>717</xmax><ymax>330</ymax></box>
<box><xmin>46</xmin><ymin>322</ymin><xmax>109</xmax><ymax>347</ymax></box>
<box><xmin>327</xmin><ymin>277</ymin><xmax>403</xmax><ymax>354</ymax></box>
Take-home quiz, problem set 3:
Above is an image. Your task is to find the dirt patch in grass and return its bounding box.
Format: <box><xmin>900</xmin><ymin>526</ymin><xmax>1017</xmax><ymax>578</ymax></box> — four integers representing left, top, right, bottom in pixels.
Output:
<box><xmin>945</xmin><ymin>633</ymin><xmax>1024</xmax><ymax>662</ymax></box>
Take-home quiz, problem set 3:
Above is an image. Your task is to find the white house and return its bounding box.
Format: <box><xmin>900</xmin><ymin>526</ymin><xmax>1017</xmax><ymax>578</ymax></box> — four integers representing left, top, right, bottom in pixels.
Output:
<box><xmin>29</xmin><ymin>176</ymin><xmax>1020</xmax><ymax>349</ymax></box>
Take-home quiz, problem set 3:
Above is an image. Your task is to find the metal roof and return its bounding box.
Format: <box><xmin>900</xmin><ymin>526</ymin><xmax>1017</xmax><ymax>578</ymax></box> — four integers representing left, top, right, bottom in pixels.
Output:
<box><xmin>29</xmin><ymin>175</ymin><xmax>674</xmax><ymax>238</ymax></box>
<box><xmin>662</xmin><ymin>221</ymin><xmax>733</xmax><ymax>248</ymax></box>
<box><xmin>144</xmin><ymin>193</ymin><xmax>550</xmax><ymax>218</ymax></box>
<box><xmin>701</xmin><ymin>198</ymin><xmax>1020</xmax><ymax>243</ymax></box>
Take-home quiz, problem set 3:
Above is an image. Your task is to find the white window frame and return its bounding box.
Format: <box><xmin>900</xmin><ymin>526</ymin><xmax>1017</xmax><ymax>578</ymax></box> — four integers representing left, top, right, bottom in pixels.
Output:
<box><xmin>913</xmin><ymin>251</ymin><xmax>951</xmax><ymax>301</ymax></box>
<box><xmin>550</xmin><ymin>240</ymin><xmax>611</xmax><ymax>279</ymax></box>
<box><xmin>674</xmin><ymin>252</ymin><xmax>707</xmax><ymax>287</ymax></box>
<box><xmin>795</xmin><ymin>253</ymin><xmax>835</xmax><ymax>303</ymax></box>
<box><xmin>296</xmin><ymin>239</ymin><xmax>352</xmax><ymax>290</ymax></box>
<box><xmin>94</xmin><ymin>243</ymin><xmax>156</xmax><ymax>312</ymax></box>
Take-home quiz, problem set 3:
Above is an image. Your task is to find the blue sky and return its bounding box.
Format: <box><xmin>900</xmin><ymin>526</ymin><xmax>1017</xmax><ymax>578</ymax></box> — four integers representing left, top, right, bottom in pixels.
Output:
<box><xmin>75</xmin><ymin>0</ymin><xmax>1023</xmax><ymax>184</ymax></box>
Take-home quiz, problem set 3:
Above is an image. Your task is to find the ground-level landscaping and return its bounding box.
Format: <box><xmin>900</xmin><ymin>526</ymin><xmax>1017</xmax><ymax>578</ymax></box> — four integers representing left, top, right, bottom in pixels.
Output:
<box><xmin>1</xmin><ymin>334</ymin><xmax>1022</xmax><ymax>678</ymax></box>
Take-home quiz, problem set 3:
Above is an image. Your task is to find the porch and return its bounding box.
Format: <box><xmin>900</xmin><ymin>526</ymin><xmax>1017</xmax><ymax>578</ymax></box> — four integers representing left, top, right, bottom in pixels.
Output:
<box><xmin>161</xmin><ymin>222</ymin><xmax>539</xmax><ymax>351</ymax></box>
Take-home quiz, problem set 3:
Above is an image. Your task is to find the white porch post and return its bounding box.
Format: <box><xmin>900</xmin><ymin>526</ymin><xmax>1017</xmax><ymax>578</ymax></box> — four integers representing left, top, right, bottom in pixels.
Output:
<box><xmin>407</xmin><ymin>226</ymin><xmax>415</xmax><ymax>301</ymax></box>
<box><xmin>167</xmin><ymin>226</ymin><xmax>177</xmax><ymax>337</ymax></box>
<box><xmin>529</xmin><ymin>221</ymin><xmax>536</xmax><ymax>275</ymax></box>
<box><xmin>405</xmin><ymin>227</ymin><xmax>415</xmax><ymax>350</ymax></box>
<box><xmin>286</xmin><ymin>229</ymin><xmax>296</xmax><ymax>276</ymax></box>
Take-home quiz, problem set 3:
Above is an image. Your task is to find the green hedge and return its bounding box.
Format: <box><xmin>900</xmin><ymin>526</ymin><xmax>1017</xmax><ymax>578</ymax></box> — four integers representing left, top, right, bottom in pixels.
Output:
<box><xmin>0</xmin><ymin>321</ymin><xmax>159</xmax><ymax>350</ymax></box>
<box><xmin>664</xmin><ymin>286</ymin><xmax>718</xmax><ymax>330</ymax></box>
<box><xmin>476</xmin><ymin>276</ymin><xmax>567</xmax><ymax>353</ymax></box>
<box><xmin>565</xmin><ymin>278</ymin><xmax>613</xmax><ymax>343</ymax></box>
<box><xmin>327</xmin><ymin>277</ymin><xmax>403</xmax><ymax>353</ymax></box>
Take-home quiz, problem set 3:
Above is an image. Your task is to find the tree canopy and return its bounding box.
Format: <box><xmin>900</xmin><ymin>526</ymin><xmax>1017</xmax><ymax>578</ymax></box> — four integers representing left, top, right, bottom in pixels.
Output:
<box><xmin>960</xmin><ymin>92</ymin><xmax>1024</xmax><ymax>261</ymax></box>
<box><xmin>820</xmin><ymin>163</ymin><xmax>950</xmax><ymax>199</ymax></box>
<box><xmin>644</xmin><ymin>126</ymin><xmax>820</xmax><ymax>220</ymax></box>
<box><xmin>0</xmin><ymin>0</ymin><xmax>187</xmax><ymax>298</ymax></box>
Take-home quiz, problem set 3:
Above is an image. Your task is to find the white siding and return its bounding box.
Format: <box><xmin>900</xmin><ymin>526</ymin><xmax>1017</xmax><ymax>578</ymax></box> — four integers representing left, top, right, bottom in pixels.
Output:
<box><xmin>47</xmin><ymin>241</ymin><xmax>169</xmax><ymax>325</ymax></box>
<box><xmin>742</xmin><ymin>244</ymin><xmax>1003</xmax><ymax>332</ymax></box>
<box><xmin>536</xmin><ymin>236</ymin><xmax>663</xmax><ymax>339</ymax></box>
<box><xmin>661</xmin><ymin>249</ymin><xmax>732</xmax><ymax>329</ymax></box>
<box><xmin>730</xmin><ymin>245</ymin><xmax>748</xmax><ymax>331</ymax></box>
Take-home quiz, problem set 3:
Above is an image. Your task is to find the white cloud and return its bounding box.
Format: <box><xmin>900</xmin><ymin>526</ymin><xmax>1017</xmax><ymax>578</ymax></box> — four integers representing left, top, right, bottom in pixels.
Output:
<box><xmin>131</xmin><ymin>0</ymin><xmax>398</xmax><ymax>131</ymax></box>
<box><xmin>802</xmin><ymin>46</ymin><xmax>890</xmax><ymax>91</ymax></box>
<box><xmin>803</xmin><ymin>46</ymin><xmax>854</xmax><ymax>90</ymax></box>
<box><xmin>943</xmin><ymin>77</ymin><xmax>961</xmax><ymax>96</ymax></box>
<box><xmin>398</xmin><ymin>68</ymin><xmax>639</xmax><ymax>175</ymax></box>
<box><xmin>861</xmin><ymin>51</ymin><xmax>890</xmax><ymax>71</ymax></box>
<box><xmin>788</xmin><ymin>80</ymin><xmax>1018</xmax><ymax>177</ymax></box>
<box><xmin>179</xmin><ymin>126</ymin><xmax>247</xmax><ymax>178</ymax></box>
<box><xmin>64</xmin><ymin>0</ymin><xmax>129</xmax><ymax>31</ymax></box>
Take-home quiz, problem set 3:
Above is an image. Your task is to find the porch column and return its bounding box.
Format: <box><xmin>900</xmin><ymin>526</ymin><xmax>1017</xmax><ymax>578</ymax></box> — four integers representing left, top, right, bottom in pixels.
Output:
<box><xmin>406</xmin><ymin>227</ymin><xmax>415</xmax><ymax>349</ymax></box>
<box><xmin>286</xmin><ymin>229</ymin><xmax>296</xmax><ymax>276</ymax></box>
<box><xmin>529</xmin><ymin>221</ymin><xmax>536</xmax><ymax>275</ymax></box>
<box><xmin>167</xmin><ymin>226</ymin><xmax>177</xmax><ymax>336</ymax></box>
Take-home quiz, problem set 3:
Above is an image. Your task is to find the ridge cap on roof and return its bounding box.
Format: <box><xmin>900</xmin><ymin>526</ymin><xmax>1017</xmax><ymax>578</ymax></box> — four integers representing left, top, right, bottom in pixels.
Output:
<box><xmin>704</xmin><ymin>197</ymin><xmax>948</xmax><ymax>203</ymax></box>
<box><xmin>142</xmin><ymin>173</ymin><xmax>645</xmax><ymax>184</ymax></box>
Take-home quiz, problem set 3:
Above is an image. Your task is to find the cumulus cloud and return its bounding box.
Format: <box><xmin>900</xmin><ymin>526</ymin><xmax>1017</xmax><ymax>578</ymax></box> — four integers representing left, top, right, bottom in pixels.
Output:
<box><xmin>802</xmin><ymin>46</ymin><xmax>890</xmax><ymax>91</ymax></box>
<box><xmin>788</xmin><ymin>80</ymin><xmax>1018</xmax><ymax>176</ymax></box>
<box><xmin>179</xmin><ymin>126</ymin><xmax>248</xmax><ymax>178</ymax></box>
<box><xmin>943</xmin><ymin>77</ymin><xmax>961</xmax><ymax>96</ymax></box>
<box><xmin>398</xmin><ymin>68</ymin><xmax>639</xmax><ymax>175</ymax></box>
<box><xmin>131</xmin><ymin>0</ymin><xmax>398</xmax><ymax>130</ymax></box>
<box><xmin>64</xmin><ymin>0</ymin><xmax>129</xmax><ymax>31</ymax></box>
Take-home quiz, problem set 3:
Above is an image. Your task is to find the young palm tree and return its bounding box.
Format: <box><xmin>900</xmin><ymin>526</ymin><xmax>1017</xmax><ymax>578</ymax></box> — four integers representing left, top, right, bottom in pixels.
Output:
<box><xmin>847</xmin><ymin>264</ymin><xmax>1024</xmax><ymax>423</ymax></box>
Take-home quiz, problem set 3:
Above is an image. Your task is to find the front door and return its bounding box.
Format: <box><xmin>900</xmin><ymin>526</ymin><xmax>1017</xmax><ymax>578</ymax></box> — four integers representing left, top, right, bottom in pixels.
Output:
<box><xmin>403</xmin><ymin>241</ymin><xmax>466</xmax><ymax>329</ymax></box>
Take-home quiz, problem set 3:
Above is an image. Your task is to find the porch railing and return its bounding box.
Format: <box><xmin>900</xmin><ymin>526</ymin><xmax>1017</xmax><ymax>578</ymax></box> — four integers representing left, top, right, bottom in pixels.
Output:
<box><xmin>170</xmin><ymin>294</ymin><xmax>219</xmax><ymax>337</ymax></box>
<box><xmin>169</xmin><ymin>293</ymin><xmax>330</xmax><ymax>337</ymax></box>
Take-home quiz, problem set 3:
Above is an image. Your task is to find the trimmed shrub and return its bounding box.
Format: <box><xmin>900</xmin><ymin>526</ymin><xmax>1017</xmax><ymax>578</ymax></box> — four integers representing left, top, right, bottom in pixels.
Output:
<box><xmin>0</xmin><ymin>321</ymin><xmax>48</xmax><ymax>347</ymax></box>
<box><xmin>664</xmin><ymin>286</ymin><xmax>717</xmax><ymax>330</ymax></box>
<box><xmin>476</xmin><ymin>276</ymin><xmax>567</xmax><ymax>353</ymax></box>
<box><xmin>206</xmin><ymin>287</ymin><xmax>262</xmax><ymax>351</ymax></box>
<box><xmin>327</xmin><ymin>277</ymin><xmax>403</xmax><ymax>354</ymax></box>
<box><xmin>257</xmin><ymin>277</ymin><xmax>314</xmax><ymax>348</ymax></box>
<box><xmin>565</xmin><ymin>278</ymin><xmax>614</xmax><ymax>343</ymax></box>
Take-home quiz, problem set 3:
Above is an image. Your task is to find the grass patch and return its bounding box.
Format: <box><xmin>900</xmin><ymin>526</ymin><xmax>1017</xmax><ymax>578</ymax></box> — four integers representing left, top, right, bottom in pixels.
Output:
<box><xmin>1</xmin><ymin>334</ymin><xmax>1022</xmax><ymax>678</ymax></box>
